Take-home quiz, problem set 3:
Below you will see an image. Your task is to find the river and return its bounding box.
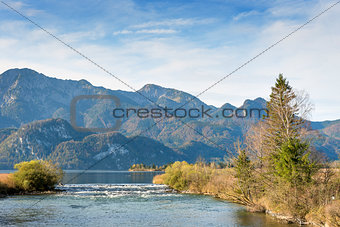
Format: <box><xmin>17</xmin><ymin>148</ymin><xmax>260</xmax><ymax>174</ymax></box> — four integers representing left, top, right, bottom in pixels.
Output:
<box><xmin>0</xmin><ymin>171</ymin><xmax>299</xmax><ymax>226</ymax></box>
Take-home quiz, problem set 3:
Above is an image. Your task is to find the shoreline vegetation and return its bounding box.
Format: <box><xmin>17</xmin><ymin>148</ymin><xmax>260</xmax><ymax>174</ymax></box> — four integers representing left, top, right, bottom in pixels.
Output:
<box><xmin>154</xmin><ymin>75</ymin><xmax>340</xmax><ymax>227</ymax></box>
<box><xmin>153</xmin><ymin>161</ymin><xmax>340</xmax><ymax>226</ymax></box>
<box><xmin>129</xmin><ymin>163</ymin><xmax>169</xmax><ymax>172</ymax></box>
<box><xmin>0</xmin><ymin>160</ymin><xmax>63</xmax><ymax>197</ymax></box>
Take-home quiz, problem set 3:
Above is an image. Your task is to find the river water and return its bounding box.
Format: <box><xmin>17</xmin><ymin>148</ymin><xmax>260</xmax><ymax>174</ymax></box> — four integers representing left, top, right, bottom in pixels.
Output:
<box><xmin>0</xmin><ymin>171</ymin><xmax>298</xmax><ymax>226</ymax></box>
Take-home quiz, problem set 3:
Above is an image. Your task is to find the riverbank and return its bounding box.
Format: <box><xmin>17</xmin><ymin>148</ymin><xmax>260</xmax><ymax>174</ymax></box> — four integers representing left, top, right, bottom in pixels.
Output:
<box><xmin>153</xmin><ymin>175</ymin><xmax>315</xmax><ymax>226</ymax></box>
<box><xmin>153</xmin><ymin>161</ymin><xmax>340</xmax><ymax>226</ymax></box>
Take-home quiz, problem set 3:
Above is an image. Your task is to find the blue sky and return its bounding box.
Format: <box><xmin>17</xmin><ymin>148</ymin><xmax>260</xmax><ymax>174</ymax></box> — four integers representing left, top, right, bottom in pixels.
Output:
<box><xmin>0</xmin><ymin>0</ymin><xmax>339</xmax><ymax>120</ymax></box>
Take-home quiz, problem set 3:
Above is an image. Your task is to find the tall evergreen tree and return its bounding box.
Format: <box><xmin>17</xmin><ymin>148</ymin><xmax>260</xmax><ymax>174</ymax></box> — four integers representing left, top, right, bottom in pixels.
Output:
<box><xmin>262</xmin><ymin>74</ymin><xmax>316</xmax><ymax>183</ymax></box>
<box><xmin>234</xmin><ymin>149</ymin><xmax>254</xmax><ymax>205</ymax></box>
<box><xmin>264</xmin><ymin>74</ymin><xmax>305</xmax><ymax>153</ymax></box>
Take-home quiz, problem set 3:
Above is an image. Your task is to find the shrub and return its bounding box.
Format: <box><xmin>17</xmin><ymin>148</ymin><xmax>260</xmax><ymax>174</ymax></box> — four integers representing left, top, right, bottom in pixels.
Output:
<box><xmin>162</xmin><ymin>161</ymin><xmax>216</xmax><ymax>193</ymax></box>
<box><xmin>163</xmin><ymin>161</ymin><xmax>190</xmax><ymax>191</ymax></box>
<box><xmin>13</xmin><ymin>160</ymin><xmax>63</xmax><ymax>192</ymax></box>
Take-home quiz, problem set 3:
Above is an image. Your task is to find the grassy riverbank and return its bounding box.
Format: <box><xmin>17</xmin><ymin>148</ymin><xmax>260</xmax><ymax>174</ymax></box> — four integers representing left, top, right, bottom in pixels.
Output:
<box><xmin>153</xmin><ymin>161</ymin><xmax>340</xmax><ymax>226</ymax></box>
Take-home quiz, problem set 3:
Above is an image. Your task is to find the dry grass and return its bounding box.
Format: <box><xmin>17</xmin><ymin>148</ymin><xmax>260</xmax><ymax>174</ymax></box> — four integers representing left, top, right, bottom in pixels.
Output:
<box><xmin>325</xmin><ymin>200</ymin><xmax>340</xmax><ymax>226</ymax></box>
<box><xmin>0</xmin><ymin>174</ymin><xmax>14</xmax><ymax>186</ymax></box>
<box><xmin>0</xmin><ymin>173</ymin><xmax>9</xmax><ymax>182</ymax></box>
<box><xmin>203</xmin><ymin>168</ymin><xmax>235</xmax><ymax>196</ymax></box>
<box><xmin>152</xmin><ymin>174</ymin><xmax>165</xmax><ymax>184</ymax></box>
<box><xmin>0</xmin><ymin>173</ymin><xmax>16</xmax><ymax>193</ymax></box>
<box><xmin>154</xmin><ymin>164</ymin><xmax>251</xmax><ymax>205</ymax></box>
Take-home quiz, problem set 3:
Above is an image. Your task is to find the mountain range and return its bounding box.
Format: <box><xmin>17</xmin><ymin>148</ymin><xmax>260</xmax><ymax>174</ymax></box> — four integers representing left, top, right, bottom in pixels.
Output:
<box><xmin>0</xmin><ymin>68</ymin><xmax>338</xmax><ymax>169</ymax></box>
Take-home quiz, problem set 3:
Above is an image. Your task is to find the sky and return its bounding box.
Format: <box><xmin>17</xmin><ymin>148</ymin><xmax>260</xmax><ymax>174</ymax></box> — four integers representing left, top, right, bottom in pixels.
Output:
<box><xmin>0</xmin><ymin>0</ymin><xmax>339</xmax><ymax>121</ymax></box>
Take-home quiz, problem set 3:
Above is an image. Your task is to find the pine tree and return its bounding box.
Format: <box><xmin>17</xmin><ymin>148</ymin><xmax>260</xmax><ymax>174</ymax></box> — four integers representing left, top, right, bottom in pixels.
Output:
<box><xmin>264</xmin><ymin>74</ymin><xmax>304</xmax><ymax>152</ymax></box>
<box><xmin>263</xmin><ymin>74</ymin><xmax>316</xmax><ymax>183</ymax></box>
<box><xmin>234</xmin><ymin>149</ymin><xmax>254</xmax><ymax>203</ymax></box>
<box><xmin>273</xmin><ymin>138</ymin><xmax>315</xmax><ymax>184</ymax></box>
<box><xmin>235</xmin><ymin>150</ymin><xmax>252</xmax><ymax>182</ymax></box>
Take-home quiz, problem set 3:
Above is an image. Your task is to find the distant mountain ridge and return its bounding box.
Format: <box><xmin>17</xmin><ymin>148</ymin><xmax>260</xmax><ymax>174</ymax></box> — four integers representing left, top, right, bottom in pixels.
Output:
<box><xmin>0</xmin><ymin>118</ymin><xmax>216</xmax><ymax>169</ymax></box>
<box><xmin>0</xmin><ymin>68</ymin><xmax>338</xmax><ymax>169</ymax></box>
<box><xmin>0</xmin><ymin>119</ymin><xmax>89</xmax><ymax>168</ymax></box>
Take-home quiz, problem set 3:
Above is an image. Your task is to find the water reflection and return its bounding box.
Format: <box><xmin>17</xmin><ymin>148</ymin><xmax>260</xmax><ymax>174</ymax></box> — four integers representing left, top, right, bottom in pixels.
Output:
<box><xmin>235</xmin><ymin>209</ymin><xmax>299</xmax><ymax>227</ymax></box>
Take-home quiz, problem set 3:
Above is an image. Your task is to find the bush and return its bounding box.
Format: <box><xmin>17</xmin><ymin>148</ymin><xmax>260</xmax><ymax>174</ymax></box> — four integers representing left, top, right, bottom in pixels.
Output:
<box><xmin>163</xmin><ymin>161</ymin><xmax>190</xmax><ymax>191</ymax></box>
<box><xmin>13</xmin><ymin>160</ymin><xmax>63</xmax><ymax>191</ymax></box>
<box><xmin>162</xmin><ymin>161</ymin><xmax>216</xmax><ymax>192</ymax></box>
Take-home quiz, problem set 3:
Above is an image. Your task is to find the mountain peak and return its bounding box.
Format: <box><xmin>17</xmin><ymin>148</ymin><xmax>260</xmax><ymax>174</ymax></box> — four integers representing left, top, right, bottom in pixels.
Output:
<box><xmin>139</xmin><ymin>84</ymin><xmax>166</xmax><ymax>92</ymax></box>
<box><xmin>1</xmin><ymin>68</ymin><xmax>41</xmax><ymax>77</ymax></box>
<box><xmin>220</xmin><ymin>103</ymin><xmax>236</xmax><ymax>109</ymax></box>
<box><xmin>241</xmin><ymin>97</ymin><xmax>266</xmax><ymax>109</ymax></box>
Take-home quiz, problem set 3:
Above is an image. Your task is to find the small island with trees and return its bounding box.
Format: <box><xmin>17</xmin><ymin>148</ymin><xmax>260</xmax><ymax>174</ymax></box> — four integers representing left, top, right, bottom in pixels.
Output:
<box><xmin>129</xmin><ymin>163</ymin><xmax>169</xmax><ymax>171</ymax></box>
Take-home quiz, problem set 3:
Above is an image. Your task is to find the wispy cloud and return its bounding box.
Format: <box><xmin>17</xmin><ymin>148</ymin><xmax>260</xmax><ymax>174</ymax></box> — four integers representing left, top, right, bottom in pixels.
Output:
<box><xmin>113</xmin><ymin>30</ymin><xmax>133</xmax><ymax>35</ymax></box>
<box><xmin>136</xmin><ymin>29</ymin><xmax>177</xmax><ymax>34</ymax></box>
<box><xmin>131</xmin><ymin>18</ymin><xmax>197</xmax><ymax>28</ymax></box>
<box><xmin>0</xmin><ymin>0</ymin><xmax>44</xmax><ymax>16</ymax></box>
<box><xmin>233</xmin><ymin>10</ymin><xmax>260</xmax><ymax>21</ymax></box>
<box><xmin>0</xmin><ymin>0</ymin><xmax>24</xmax><ymax>10</ymax></box>
<box><xmin>114</xmin><ymin>28</ymin><xmax>177</xmax><ymax>35</ymax></box>
<box><xmin>61</xmin><ymin>28</ymin><xmax>106</xmax><ymax>42</ymax></box>
<box><xmin>131</xmin><ymin>18</ymin><xmax>215</xmax><ymax>29</ymax></box>
<box><xmin>113</xmin><ymin>18</ymin><xmax>214</xmax><ymax>36</ymax></box>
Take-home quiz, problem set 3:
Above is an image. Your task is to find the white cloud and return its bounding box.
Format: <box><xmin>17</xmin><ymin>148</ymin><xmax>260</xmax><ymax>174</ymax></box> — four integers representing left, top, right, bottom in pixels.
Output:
<box><xmin>131</xmin><ymin>18</ymin><xmax>213</xmax><ymax>29</ymax></box>
<box><xmin>233</xmin><ymin>10</ymin><xmax>260</xmax><ymax>21</ymax></box>
<box><xmin>0</xmin><ymin>1</ymin><xmax>25</xmax><ymax>10</ymax></box>
<box><xmin>135</xmin><ymin>29</ymin><xmax>177</xmax><ymax>34</ymax></box>
<box><xmin>0</xmin><ymin>0</ymin><xmax>44</xmax><ymax>16</ymax></box>
<box><xmin>113</xmin><ymin>30</ymin><xmax>133</xmax><ymax>35</ymax></box>
<box><xmin>113</xmin><ymin>17</ymin><xmax>214</xmax><ymax>36</ymax></box>
<box><xmin>60</xmin><ymin>28</ymin><xmax>106</xmax><ymax>43</ymax></box>
<box><xmin>113</xmin><ymin>29</ymin><xmax>177</xmax><ymax>35</ymax></box>
<box><xmin>268</xmin><ymin>0</ymin><xmax>315</xmax><ymax>18</ymax></box>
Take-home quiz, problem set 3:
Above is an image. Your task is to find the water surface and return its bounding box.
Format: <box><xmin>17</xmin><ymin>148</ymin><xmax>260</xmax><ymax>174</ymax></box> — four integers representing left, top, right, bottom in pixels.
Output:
<box><xmin>0</xmin><ymin>171</ymin><xmax>298</xmax><ymax>226</ymax></box>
